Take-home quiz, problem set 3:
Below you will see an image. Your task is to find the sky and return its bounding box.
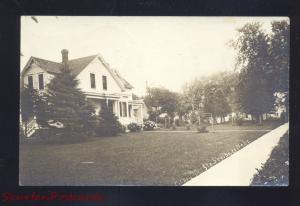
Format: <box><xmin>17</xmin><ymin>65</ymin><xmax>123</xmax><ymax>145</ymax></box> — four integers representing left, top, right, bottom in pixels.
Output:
<box><xmin>21</xmin><ymin>16</ymin><xmax>288</xmax><ymax>96</ymax></box>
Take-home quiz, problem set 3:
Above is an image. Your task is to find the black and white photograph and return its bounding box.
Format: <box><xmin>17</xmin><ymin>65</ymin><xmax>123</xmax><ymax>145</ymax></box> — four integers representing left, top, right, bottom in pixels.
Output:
<box><xmin>19</xmin><ymin>16</ymin><xmax>289</xmax><ymax>186</ymax></box>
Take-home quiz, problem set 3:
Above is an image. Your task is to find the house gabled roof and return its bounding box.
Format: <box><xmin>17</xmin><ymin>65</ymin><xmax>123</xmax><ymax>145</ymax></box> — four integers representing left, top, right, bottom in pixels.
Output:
<box><xmin>21</xmin><ymin>53</ymin><xmax>134</xmax><ymax>91</ymax></box>
<box><xmin>67</xmin><ymin>55</ymin><xmax>98</xmax><ymax>76</ymax></box>
<box><xmin>113</xmin><ymin>69</ymin><xmax>134</xmax><ymax>89</ymax></box>
<box><xmin>24</xmin><ymin>57</ymin><xmax>63</xmax><ymax>74</ymax></box>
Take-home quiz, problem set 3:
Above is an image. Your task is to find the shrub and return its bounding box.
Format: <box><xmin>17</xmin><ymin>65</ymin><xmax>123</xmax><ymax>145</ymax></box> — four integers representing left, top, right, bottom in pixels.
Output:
<box><xmin>197</xmin><ymin>126</ymin><xmax>208</xmax><ymax>133</ymax></box>
<box><xmin>128</xmin><ymin>122</ymin><xmax>142</xmax><ymax>132</ymax></box>
<box><xmin>120</xmin><ymin>125</ymin><xmax>127</xmax><ymax>133</ymax></box>
<box><xmin>235</xmin><ymin>116</ymin><xmax>243</xmax><ymax>126</ymax></box>
<box><xmin>95</xmin><ymin>106</ymin><xmax>122</xmax><ymax>137</ymax></box>
<box><xmin>143</xmin><ymin>120</ymin><xmax>156</xmax><ymax>131</ymax></box>
<box><xmin>189</xmin><ymin>112</ymin><xmax>198</xmax><ymax>124</ymax></box>
<box><xmin>175</xmin><ymin>119</ymin><xmax>180</xmax><ymax>126</ymax></box>
<box><xmin>186</xmin><ymin>124</ymin><xmax>191</xmax><ymax>130</ymax></box>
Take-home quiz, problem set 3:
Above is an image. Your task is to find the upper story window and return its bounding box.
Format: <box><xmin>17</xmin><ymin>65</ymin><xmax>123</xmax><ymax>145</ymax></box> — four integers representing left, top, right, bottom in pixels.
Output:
<box><xmin>90</xmin><ymin>73</ymin><xmax>96</xmax><ymax>88</ymax></box>
<box><xmin>28</xmin><ymin>76</ymin><xmax>33</xmax><ymax>89</ymax></box>
<box><xmin>38</xmin><ymin>74</ymin><xmax>44</xmax><ymax>90</ymax></box>
<box><xmin>102</xmin><ymin>75</ymin><xmax>107</xmax><ymax>90</ymax></box>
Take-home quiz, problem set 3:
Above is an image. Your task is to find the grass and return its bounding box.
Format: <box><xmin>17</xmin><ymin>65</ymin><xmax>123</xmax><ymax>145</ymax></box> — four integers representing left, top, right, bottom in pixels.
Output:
<box><xmin>19</xmin><ymin>122</ymin><xmax>280</xmax><ymax>186</ymax></box>
<box><xmin>250</xmin><ymin>132</ymin><xmax>289</xmax><ymax>186</ymax></box>
<box><xmin>159</xmin><ymin>120</ymin><xmax>282</xmax><ymax>132</ymax></box>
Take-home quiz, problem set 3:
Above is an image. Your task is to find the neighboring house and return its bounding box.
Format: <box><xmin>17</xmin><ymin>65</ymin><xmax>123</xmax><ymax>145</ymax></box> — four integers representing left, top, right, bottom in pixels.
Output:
<box><xmin>21</xmin><ymin>49</ymin><xmax>144</xmax><ymax>129</ymax></box>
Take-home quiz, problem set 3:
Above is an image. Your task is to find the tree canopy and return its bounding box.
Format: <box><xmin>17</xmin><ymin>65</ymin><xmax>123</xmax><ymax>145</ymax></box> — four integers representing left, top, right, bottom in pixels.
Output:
<box><xmin>144</xmin><ymin>87</ymin><xmax>179</xmax><ymax>119</ymax></box>
<box><xmin>182</xmin><ymin>71</ymin><xmax>235</xmax><ymax>119</ymax></box>
<box><xmin>229</xmin><ymin>20</ymin><xmax>289</xmax><ymax>123</ymax></box>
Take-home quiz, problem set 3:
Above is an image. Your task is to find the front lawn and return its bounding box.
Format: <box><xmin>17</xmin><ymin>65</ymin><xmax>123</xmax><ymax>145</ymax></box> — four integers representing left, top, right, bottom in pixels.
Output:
<box><xmin>250</xmin><ymin>132</ymin><xmax>289</xmax><ymax>186</ymax></box>
<box><xmin>20</xmin><ymin>123</ymin><xmax>279</xmax><ymax>186</ymax></box>
<box><xmin>159</xmin><ymin>120</ymin><xmax>282</xmax><ymax>132</ymax></box>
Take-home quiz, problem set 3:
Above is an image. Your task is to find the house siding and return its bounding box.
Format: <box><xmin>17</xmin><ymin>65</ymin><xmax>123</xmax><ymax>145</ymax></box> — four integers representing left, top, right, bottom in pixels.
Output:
<box><xmin>76</xmin><ymin>58</ymin><xmax>123</xmax><ymax>94</ymax></box>
<box><xmin>23</xmin><ymin>63</ymin><xmax>54</xmax><ymax>90</ymax></box>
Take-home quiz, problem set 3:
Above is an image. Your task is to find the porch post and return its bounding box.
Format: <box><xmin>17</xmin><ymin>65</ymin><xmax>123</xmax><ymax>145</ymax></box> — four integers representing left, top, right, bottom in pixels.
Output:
<box><xmin>130</xmin><ymin>104</ymin><xmax>133</xmax><ymax>119</ymax></box>
<box><xmin>115</xmin><ymin>100</ymin><xmax>118</xmax><ymax>116</ymax></box>
<box><xmin>126</xmin><ymin>101</ymin><xmax>129</xmax><ymax>118</ymax></box>
<box><xmin>106</xmin><ymin>98</ymin><xmax>108</xmax><ymax>107</ymax></box>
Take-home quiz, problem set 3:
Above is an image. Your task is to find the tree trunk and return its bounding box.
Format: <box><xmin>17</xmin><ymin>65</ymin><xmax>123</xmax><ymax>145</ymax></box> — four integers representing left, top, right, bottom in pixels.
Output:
<box><xmin>265</xmin><ymin>113</ymin><xmax>268</xmax><ymax>121</ymax></box>
<box><xmin>179</xmin><ymin>115</ymin><xmax>184</xmax><ymax>126</ymax></box>
<box><xmin>258</xmin><ymin>114</ymin><xmax>262</xmax><ymax>125</ymax></box>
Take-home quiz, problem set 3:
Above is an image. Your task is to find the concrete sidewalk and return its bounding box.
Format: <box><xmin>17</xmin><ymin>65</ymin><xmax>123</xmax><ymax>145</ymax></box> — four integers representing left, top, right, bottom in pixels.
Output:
<box><xmin>147</xmin><ymin>129</ymin><xmax>271</xmax><ymax>133</ymax></box>
<box><xmin>183</xmin><ymin>123</ymin><xmax>289</xmax><ymax>186</ymax></box>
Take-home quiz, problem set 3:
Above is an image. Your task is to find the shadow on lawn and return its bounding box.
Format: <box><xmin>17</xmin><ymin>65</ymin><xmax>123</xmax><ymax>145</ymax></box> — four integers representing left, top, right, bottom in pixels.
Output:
<box><xmin>20</xmin><ymin>131</ymin><xmax>127</xmax><ymax>146</ymax></box>
<box><xmin>250</xmin><ymin>132</ymin><xmax>289</xmax><ymax>186</ymax></box>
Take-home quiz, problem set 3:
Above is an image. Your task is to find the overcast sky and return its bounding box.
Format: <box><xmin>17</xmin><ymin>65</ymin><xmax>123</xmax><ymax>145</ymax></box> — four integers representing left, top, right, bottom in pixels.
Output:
<box><xmin>21</xmin><ymin>16</ymin><xmax>288</xmax><ymax>96</ymax></box>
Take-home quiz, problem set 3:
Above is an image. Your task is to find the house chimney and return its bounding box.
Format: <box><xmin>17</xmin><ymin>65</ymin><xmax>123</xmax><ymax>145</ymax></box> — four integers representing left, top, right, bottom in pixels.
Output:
<box><xmin>61</xmin><ymin>49</ymin><xmax>69</xmax><ymax>69</ymax></box>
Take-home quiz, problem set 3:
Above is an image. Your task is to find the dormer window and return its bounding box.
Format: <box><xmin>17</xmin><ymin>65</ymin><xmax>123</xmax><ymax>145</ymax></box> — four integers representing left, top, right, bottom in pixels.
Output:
<box><xmin>90</xmin><ymin>73</ymin><xmax>96</xmax><ymax>88</ymax></box>
<box><xmin>38</xmin><ymin>74</ymin><xmax>44</xmax><ymax>90</ymax></box>
<box><xmin>102</xmin><ymin>75</ymin><xmax>107</xmax><ymax>90</ymax></box>
<box><xmin>28</xmin><ymin>75</ymin><xmax>33</xmax><ymax>89</ymax></box>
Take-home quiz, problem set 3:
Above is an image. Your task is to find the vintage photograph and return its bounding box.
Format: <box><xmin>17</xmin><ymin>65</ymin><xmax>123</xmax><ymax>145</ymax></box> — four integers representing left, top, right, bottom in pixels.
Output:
<box><xmin>19</xmin><ymin>16</ymin><xmax>289</xmax><ymax>186</ymax></box>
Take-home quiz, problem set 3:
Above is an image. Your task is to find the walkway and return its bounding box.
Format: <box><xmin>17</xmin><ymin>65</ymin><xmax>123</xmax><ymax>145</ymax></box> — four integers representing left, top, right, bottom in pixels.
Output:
<box><xmin>148</xmin><ymin>129</ymin><xmax>271</xmax><ymax>133</ymax></box>
<box><xmin>183</xmin><ymin>123</ymin><xmax>289</xmax><ymax>186</ymax></box>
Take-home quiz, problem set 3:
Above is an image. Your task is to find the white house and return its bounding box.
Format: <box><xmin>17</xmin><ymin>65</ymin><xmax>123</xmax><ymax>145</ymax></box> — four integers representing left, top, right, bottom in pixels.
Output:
<box><xmin>21</xmin><ymin>49</ymin><xmax>144</xmax><ymax>130</ymax></box>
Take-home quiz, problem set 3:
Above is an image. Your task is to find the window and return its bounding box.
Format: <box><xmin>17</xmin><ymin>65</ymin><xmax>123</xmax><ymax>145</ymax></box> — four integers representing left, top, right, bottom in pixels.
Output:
<box><xmin>102</xmin><ymin>75</ymin><xmax>107</xmax><ymax>90</ymax></box>
<box><xmin>122</xmin><ymin>102</ymin><xmax>127</xmax><ymax>117</ymax></box>
<box><xmin>28</xmin><ymin>76</ymin><xmax>33</xmax><ymax>89</ymax></box>
<box><xmin>38</xmin><ymin>74</ymin><xmax>44</xmax><ymax>90</ymax></box>
<box><xmin>90</xmin><ymin>73</ymin><xmax>96</xmax><ymax>88</ymax></box>
<box><xmin>119</xmin><ymin>102</ymin><xmax>123</xmax><ymax>117</ymax></box>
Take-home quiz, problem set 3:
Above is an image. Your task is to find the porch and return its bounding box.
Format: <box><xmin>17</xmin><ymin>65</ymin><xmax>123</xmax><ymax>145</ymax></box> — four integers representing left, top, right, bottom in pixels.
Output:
<box><xmin>86</xmin><ymin>94</ymin><xmax>144</xmax><ymax>126</ymax></box>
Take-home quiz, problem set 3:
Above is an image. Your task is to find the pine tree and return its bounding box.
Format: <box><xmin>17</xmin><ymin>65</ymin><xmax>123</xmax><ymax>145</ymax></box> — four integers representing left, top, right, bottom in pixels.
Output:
<box><xmin>20</xmin><ymin>86</ymin><xmax>35</xmax><ymax>136</ymax></box>
<box><xmin>34</xmin><ymin>91</ymin><xmax>49</xmax><ymax>128</ymax></box>
<box><xmin>96</xmin><ymin>104</ymin><xmax>122</xmax><ymax>136</ymax></box>
<box><xmin>45</xmin><ymin>67</ymin><xmax>95</xmax><ymax>137</ymax></box>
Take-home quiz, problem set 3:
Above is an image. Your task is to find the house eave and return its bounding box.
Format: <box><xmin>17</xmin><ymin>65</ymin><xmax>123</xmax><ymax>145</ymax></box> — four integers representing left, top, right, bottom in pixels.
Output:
<box><xmin>84</xmin><ymin>92</ymin><xmax>123</xmax><ymax>100</ymax></box>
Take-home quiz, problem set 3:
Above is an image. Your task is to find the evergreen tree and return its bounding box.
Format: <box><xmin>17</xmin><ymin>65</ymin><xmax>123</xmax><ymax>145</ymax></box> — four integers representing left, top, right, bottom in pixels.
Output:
<box><xmin>45</xmin><ymin>67</ymin><xmax>95</xmax><ymax>137</ymax></box>
<box><xmin>96</xmin><ymin>104</ymin><xmax>122</xmax><ymax>136</ymax></box>
<box><xmin>20</xmin><ymin>86</ymin><xmax>35</xmax><ymax>136</ymax></box>
<box><xmin>34</xmin><ymin>91</ymin><xmax>49</xmax><ymax>127</ymax></box>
